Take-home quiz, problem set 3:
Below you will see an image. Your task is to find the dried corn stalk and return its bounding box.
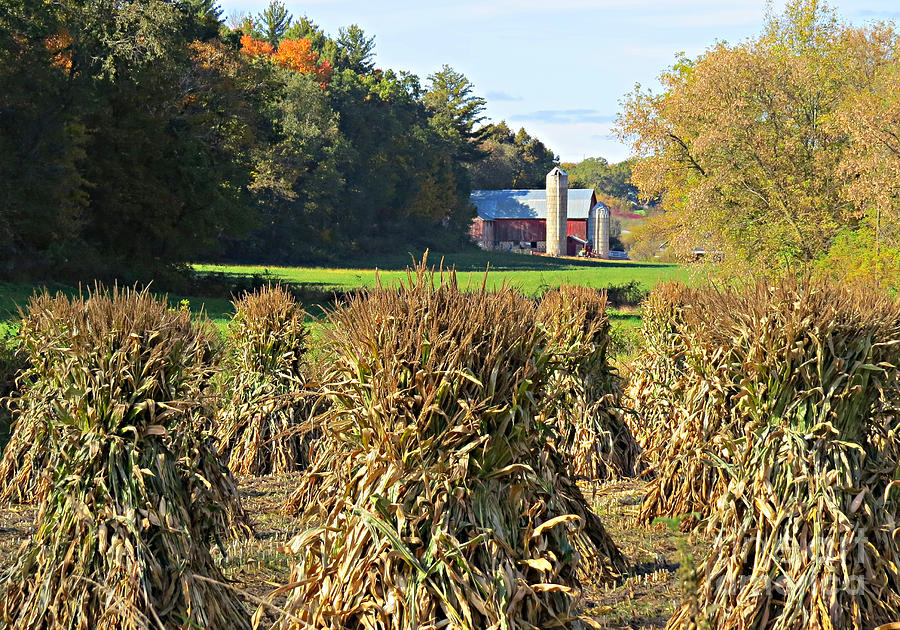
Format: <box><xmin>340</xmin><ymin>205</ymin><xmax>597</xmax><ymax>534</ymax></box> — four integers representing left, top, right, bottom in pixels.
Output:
<box><xmin>670</xmin><ymin>422</ymin><xmax>900</xmax><ymax>629</ymax></box>
<box><xmin>624</xmin><ymin>282</ymin><xmax>733</xmax><ymax>528</ymax></box>
<box><xmin>268</xmin><ymin>261</ymin><xmax>626</xmax><ymax>630</ymax></box>
<box><xmin>215</xmin><ymin>285</ymin><xmax>317</xmax><ymax>476</ymax></box>
<box><xmin>537</xmin><ymin>285</ymin><xmax>639</xmax><ymax>480</ymax></box>
<box><xmin>0</xmin><ymin>329</ymin><xmax>23</xmax><ymax>451</ymax></box>
<box><xmin>630</xmin><ymin>277</ymin><xmax>900</xmax><ymax>627</ymax></box>
<box><xmin>630</xmin><ymin>278</ymin><xmax>900</xmax><ymax>529</ymax></box>
<box><xmin>623</xmin><ymin>282</ymin><xmax>694</xmax><ymax>464</ymax></box>
<box><xmin>0</xmin><ymin>286</ymin><xmax>250</xmax><ymax>628</ymax></box>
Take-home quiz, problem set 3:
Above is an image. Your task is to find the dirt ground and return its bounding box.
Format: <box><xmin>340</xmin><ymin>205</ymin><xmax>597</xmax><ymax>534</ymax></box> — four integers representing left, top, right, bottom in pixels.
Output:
<box><xmin>0</xmin><ymin>476</ymin><xmax>710</xmax><ymax>628</ymax></box>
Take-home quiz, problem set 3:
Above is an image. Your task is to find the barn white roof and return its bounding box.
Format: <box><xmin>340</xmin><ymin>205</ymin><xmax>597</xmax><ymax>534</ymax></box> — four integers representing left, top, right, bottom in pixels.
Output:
<box><xmin>470</xmin><ymin>189</ymin><xmax>598</xmax><ymax>220</ymax></box>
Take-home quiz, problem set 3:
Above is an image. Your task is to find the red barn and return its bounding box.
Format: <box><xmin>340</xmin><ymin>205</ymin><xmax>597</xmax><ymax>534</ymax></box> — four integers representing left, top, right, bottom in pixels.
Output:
<box><xmin>469</xmin><ymin>189</ymin><xmax>603</xmax><ymax>256</ymax></box>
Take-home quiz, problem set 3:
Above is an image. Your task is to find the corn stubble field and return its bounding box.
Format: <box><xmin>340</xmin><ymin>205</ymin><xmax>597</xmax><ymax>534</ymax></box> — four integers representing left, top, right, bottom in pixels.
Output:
<box><xmin>0</xmin><ymin>260</ymin><xmax>897</xmax><ymax>629</ymax></box>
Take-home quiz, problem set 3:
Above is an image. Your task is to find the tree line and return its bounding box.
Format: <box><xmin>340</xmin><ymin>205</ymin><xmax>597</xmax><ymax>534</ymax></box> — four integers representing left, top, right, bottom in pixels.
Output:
<box><xmin>0</xmin><ymin>0</ymin><xmax>559</xmax><ymax>281</ymax></box>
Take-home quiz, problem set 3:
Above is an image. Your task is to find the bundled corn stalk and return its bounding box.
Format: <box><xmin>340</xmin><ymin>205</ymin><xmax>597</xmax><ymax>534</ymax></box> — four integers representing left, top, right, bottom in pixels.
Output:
<box><xmin>0</xmin><ymin>293</ymin><xmax>96</xmax><ymax>504</ymax></box>
<box><xmin>659</xmin><ymin>278</ymin><xmax>900</xmax><ymax>629</ymax></box>
<box><xmin>536</xmin><ymin>285</ymin><xmax>638</xmax><ymax>480</ymax></box>
<box><xmin>623</xmin><ymin>281</ymin><xmax>737</xmax><ymax>528</ymax></box>
<box><xmin>270</xmin><ymin>263</ymin><xmax>626</xmax><ymax>630</ymax></box>
<box><xmin>0</xmin><ymin>286</ymin><xmax>250</xmax><ymax>629</ymax></box>
<box><xmin>215</xmin><ymin>285</ymin><xmax>317</xmax><ymax>476</ymax></box>
<box><xmin>671</xmin><ymin>423</ymin><xmax>900</xmax><ymax>629</ymax></box>
<box><xmin>623</xmin><ymin>282</ymin><xmax>693</xmax><ymax>461</ymax></box>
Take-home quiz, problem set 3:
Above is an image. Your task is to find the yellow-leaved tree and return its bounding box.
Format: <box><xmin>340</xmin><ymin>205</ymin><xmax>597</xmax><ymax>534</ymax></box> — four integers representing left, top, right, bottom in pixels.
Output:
<box><xmin>617</xmin><ymin>0</ymin><xmax>898</xmax><ymax>276</ymax></box>
<box><xmin>824</xmin><ymin>58</ymin><xmax>900</xmax><ymax>288</ymax></box>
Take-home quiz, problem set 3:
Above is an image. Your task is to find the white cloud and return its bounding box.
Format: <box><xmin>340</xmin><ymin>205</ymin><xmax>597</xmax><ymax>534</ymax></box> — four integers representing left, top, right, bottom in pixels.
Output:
<box><xmin>485</xmin><ymin>91</ymin><xmax>523</xmax><ymax>102</ymax></box>
<box><xmin>509</xmin><ymin>110</ymin><xmax>616</xmax><ymax>124</ymax></box>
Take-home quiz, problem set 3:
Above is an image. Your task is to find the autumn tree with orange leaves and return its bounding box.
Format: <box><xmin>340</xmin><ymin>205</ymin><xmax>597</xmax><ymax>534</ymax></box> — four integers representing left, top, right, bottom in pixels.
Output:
<box><xmin>239</xmin><ymin>34</ymin><xmax>273</xmax><ymax>57</ymax></box>
<box><xmin>273</xmin><ymin>38</ymin><xmax>333</xmax><ymax>85</ymax></box>
<box><xmin>240</xmin><ymin>35</ymin><xmax>333</xmax><ymax>86</ymax></box>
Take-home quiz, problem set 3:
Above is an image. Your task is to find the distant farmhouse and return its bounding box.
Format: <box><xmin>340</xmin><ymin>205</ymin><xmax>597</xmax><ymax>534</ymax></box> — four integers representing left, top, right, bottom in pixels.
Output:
<box><xmin>469</xmin><ymin>168</ymin><xmax>611</xmax><ymax>257</ymax></box>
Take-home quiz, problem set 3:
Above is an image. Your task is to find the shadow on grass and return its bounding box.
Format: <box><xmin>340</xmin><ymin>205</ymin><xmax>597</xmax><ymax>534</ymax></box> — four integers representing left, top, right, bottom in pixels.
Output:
<box><xmin>336</xmin><ymin>250</ymin><xmax>673</xmax><ymax>273</ymax></box>
<box><xmin>207</xmin><ymin>250</ymin><xmax>676</xmax><ymax>274</ymax></box>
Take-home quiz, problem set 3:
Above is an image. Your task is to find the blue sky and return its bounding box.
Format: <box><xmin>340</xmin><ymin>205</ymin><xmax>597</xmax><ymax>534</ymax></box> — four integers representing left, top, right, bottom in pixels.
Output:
<box><xmin>218</xmin><ymin>0</ymin><xmax>900</xmax><ymax>163</ymax></box>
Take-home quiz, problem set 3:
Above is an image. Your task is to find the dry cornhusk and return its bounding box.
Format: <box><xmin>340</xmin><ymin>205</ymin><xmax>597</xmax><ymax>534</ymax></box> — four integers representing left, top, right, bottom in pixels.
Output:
<box><xmin>536</xmin><ymin>285</ymin><xmax>638</xmax><ymax>480</ymax></box>
<box><xmin>0</xmin><ymin>291</ymin><xmax>249</xmax><ymax>526</ymax></box>
<box><xmin>0</xmin><ymin>286</ymin><xmax>250</xmax><ymax>629</ymax></box>
<box><xmin>0</xmin><ymin>329</ymin><xmax>24</xmax><ymax>449</ymax></box>
<box><xmin>623</xmin><ymin>282</ymin><xmax>694</xmax><ymax>466</ymax></box>
<box><xmin>215</xmin><ymin>285</ymin><xmax>318</xmax><ymax>476</ymax></box>
<box><xmin>624</xmin><ymin>282</ymin><xmax>731</xmax><ymax>528</ymax></box>
<box><xmin>628</xmin><ymin>278</ymin><xmax>900</xmax><ymax>529</ymax></box>
<box><xmin>634</xmin><ymin>277</ymin><xmax>900</xmax><ymax>628</ymax></box>
<box><xmin>671</xmin><ymin>420</ymin><xmax>900</xmax><ymax>629</ymax></box>
<box><xmin>268</xmin><ymin>262</ymin><xmax>626</xmax><ymax>630</ymax></box>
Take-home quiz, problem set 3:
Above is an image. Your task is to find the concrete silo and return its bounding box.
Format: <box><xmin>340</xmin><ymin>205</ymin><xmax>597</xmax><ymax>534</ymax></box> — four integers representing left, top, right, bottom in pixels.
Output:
<box><xmin>589</xmin><ymin>202</ymin><xmax>611</xmax><ymax>258</ymax></box>
<box><xmin>545</xmin><ymin>167</ymin><xmax>568</xmax><ymax>257</ymax></box>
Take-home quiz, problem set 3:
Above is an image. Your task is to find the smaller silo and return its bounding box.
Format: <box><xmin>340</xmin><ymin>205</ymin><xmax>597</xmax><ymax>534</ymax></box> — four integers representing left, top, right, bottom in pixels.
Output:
<box><xmin>590</xmin><ymin>202</ymin><xmax>611</xmax><ymax>259</ymax></box>
<box><xmin>545</xmin><ymin>167</ymin><xmax>568</xmax><ymax>257</ymax></box>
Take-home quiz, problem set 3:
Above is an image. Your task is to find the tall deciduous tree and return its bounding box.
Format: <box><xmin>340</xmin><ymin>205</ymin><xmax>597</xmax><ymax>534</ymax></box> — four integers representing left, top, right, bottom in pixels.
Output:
<box><xmin>563</xmin><ymin>157</ymin><xmax>640</xmax><ymax>203</ymax></box>
<box><xmin>1</xmin><ymin>0</ymin><xmax>260</xmax><ymax>278</ymax></box>
<box><xmin>826</xmin><ymin>57</ymin><xmax>900</xmax><ymax>286</ymax></box>
<box><xmin>617</xmin><ymin>0</ymin><xmax>897</xmax><ymax>270</ymax></box>
<box><xmin>0</xmin><ymin>0</ymin><xmax>486</xmax><ymax>279</ymax></box>
<box><xmin>0</xmin><ymin>0</ymin><xmax>85</xmax><ymax>274</ymax></box>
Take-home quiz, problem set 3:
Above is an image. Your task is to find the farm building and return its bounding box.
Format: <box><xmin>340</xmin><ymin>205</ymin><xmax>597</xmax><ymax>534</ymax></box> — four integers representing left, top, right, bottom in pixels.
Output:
<box><xmin>469</xmin><ymin>167</ymin><xmax>611</xmax><ymax>257</ymax></box>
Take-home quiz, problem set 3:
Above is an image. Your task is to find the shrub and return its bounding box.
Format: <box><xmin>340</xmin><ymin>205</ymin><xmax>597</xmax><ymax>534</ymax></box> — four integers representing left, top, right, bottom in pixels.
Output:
<box><xmin>607</xmin><ymin>320</ymin><xmax>641</xmax><ymax>364</ymax></box>
<box><xmin>0</xmin><ymin>328</ymin><xmax>23</xmax><ymax>451</ymax></box>
<box><xmin>273</xmin><ymin>262</ymin><xmax>626</xmax><ymax>629</ymax></box>
<box><xmin>0</xmin><ymin>286</ymin><xmax>250</xmax><ymax>628</ymax></box>
<box><xmin>536</xmin><ymin>285</ymin><xmax>639</xmax><ymax>480</ymax></box>
<box><xmin>215</xmin><ymin>285</ymin><xmax>317</xmax><ymax>475</ymax></box>
<box><xmin>604</xmin><ymin>279</ymin><xmax>648</xmax><ymax>308</ymax></box>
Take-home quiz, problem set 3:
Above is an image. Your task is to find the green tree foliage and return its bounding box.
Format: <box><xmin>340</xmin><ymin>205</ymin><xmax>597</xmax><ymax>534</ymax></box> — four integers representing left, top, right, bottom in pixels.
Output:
<box><xmin>256</xmin><ymin>0</ymin><xmax>291</xmax><ymax>46</ymax></box>
<box><xmin>225</xmin><ymin>34</ymin><xmax>476</xmax><ymax>261</ymax></box>
<box><xmin>468</xmin><ymin>122</ymin><xmax>557</xmax><ymax>189</ymax></box>
<box><xmin>185</xmin><ymin>0</ymin><xmax>223</xmax><ymax>40</ymax></box>
<box><xmin>1</xmin><ymin>0</ymin><xmax>258</xmax><ymax>278</ymax></box>
<box><xmin>424</xmin><ymin>65</ymin><xmax>488</xmax><ymax>163</ymax></box>
<box><xmin>1</xmin><ymin>0</ymin><xmax>484</xmax><ymax>280</ymax></box>
<box><xmin>0</xmin><ymin>0</ymin><xmax>86</xmax><ymax>275</ymax></box>
<box><xmin>282</xmin><ymin>16</ymin><xmax>339</xmax><ymax>64</ymax></box>
<box><xmin>823</xmin><ymin>55</ymin><xmax>900</xmax><ymax>288</ymax></box>
<box><xmin>336</xmin><ymin>24</ymin><xmax>375</xmax><ymax>73</ymax></box>
<box><xmin>562</xmin><ymin>157</ymin><xmax>639</xmax><ymax>203</ymax></box>
<box><xmin>617</xmin><ymin>0</ymin><xmax>899</xmax><ymax>272</ymax></box>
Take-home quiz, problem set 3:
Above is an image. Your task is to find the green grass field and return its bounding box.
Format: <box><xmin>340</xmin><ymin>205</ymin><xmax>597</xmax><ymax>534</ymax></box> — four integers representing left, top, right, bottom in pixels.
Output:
<box><xmin>196</xmin><ymin>250</ymin><xmax>687</xmax><ymax>295</ymax></box>
<box><xmin>1</xmin><ymin>251</ymin><xmax>686</xmax><ymax>331</ymax></box>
